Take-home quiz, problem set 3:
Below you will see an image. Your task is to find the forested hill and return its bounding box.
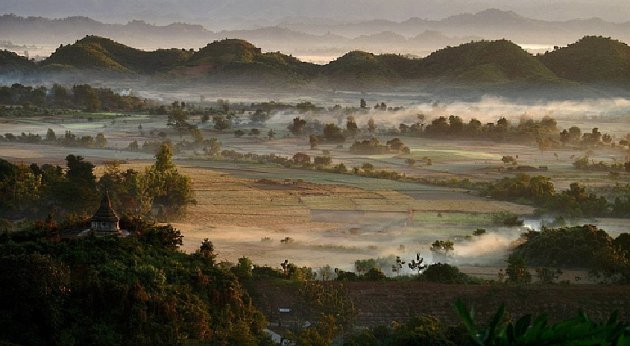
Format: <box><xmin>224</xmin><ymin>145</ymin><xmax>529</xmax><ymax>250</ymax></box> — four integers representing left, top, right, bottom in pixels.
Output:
<box><xmin>539</xmin><ymin>36</ymin><xmax>630</xmax><ymax>84</ymax></box>
<box><xmin>3</xmin><ymin>35</ymin><xmax>630</xmax><ymax>88</ymax></box>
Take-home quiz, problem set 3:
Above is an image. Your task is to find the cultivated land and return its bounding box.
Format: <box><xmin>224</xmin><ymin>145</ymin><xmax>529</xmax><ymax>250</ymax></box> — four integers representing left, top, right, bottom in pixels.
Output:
<box><xmin>1</xmin><ymin>106</ymin><xmax>629</xmax><ymax>278</ymax></box>
<box><xmin>251</xmin><ymin>280</ymin><xmax>630</xmax><ymax>328</ymax></box>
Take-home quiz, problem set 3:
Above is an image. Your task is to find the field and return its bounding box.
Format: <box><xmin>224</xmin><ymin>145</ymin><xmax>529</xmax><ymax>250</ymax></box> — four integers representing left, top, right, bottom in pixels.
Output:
<box><xmin>1</xmin><ymin>106</ymin><xmax>629</xmax><ymax>280</ymax></box>
<box><xmin>251</xmin><ymin>280</ymin><xmax>630</xmax><ymax>328</ymax></box>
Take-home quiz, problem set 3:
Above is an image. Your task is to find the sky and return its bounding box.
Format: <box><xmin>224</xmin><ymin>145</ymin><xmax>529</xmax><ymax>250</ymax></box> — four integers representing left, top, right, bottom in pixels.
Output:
<box><xmin>1</xmin><ymin>0</ymin><xmax>629</xmax><ymax>27</ymax></box>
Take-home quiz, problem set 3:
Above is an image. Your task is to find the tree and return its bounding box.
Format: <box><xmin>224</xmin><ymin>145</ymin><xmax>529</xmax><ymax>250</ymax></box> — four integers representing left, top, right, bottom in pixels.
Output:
<box><xmin>430</xmin><ymin>240</ymin><xmax>454</xmax><ymax>258</ymax></box>
<box><xmin>421</xmin><ymin>263</ymin><xmax>469</xmax><ymax>283</ymax></box>
<box><xmin>72</xmin><ymin>84</ymin><xmax>100</xmax><ymax>112</ymax></box>
<box><xmin>360</xmin><ymin>98</ymin><xmax>367</xmax><ymax>109</ymax></box>
<box><xmin>204</xmin><ymin>138</ymin><xmax>221</xmax><ymax>157</ymax></box>
<box><xmin>367</xmin><ymin>118</ymin><xmax>376</xmax><ymax>134</ymax></box>
<box><xmin>95</xmin><ymin>133</ymin><xmax>107</xmax><ymax>148</ymax></box>
<box><xmin>288</xmin><ymin>117</ymin><xmax>307</xmax><ymax>136</ymax></box>
<box><xmin>535</xmin><ymin>267</ymin><xmax>562</xmax><ymax>284</ymax></box>
<box><xmin>505</xmin><ymin>254</ymin><xmax>531</xmax><ymax>284</ymax></box>
<box><xmin>127</xmin><ymin>140</ymin><xmax>139</xmax><ymax>151</ymax></box>
<box><xmin>318</xmin><ymin>265</ymin><xmax>333</xmax><ymax>281</ymax></box>
<box><xmin>234</xmin><ymin>129</ymin><xmax>245</xmax><ymax>138</ymax></box>
<box><xmin>61</xmin><ymin>154</ymin><xmax>98</xmax><ymax>211</ymax></box>
<box><xmin>408</xmin><ymin>253</ymin><xmax>427</xmax><ymax>274</ymax></box>
<box><xmin>190</xmin><ymin>128</ymin><xmax>203</xmax><ymax>144</ymax></box>
<box><xmin>392</xmin><ymin>256</ymin><xmax>405</xmax><ymax>276</ymax></box>
<box><xmin>167</xmin><ymin>106</ymin><xmax>189</xmax><ymax>133</ymax></box>
<box><xmin>145</xmin><ymin>143</ymin><xmax>195</xmax><ymax>219</ymax></box>
<box><xmin>292</xmin><ymin>152</ymin><xmax>311</xmax><ymax>165</ymax></box>
<box><xmin>213</xmin><ymin>115</ymin><xmax>231</xmax><ymax>131</ymax></box>
<box><xmin>323</xmin><ymin>123</ymin><xmax>345</xmax><ymax>142</ymax></box>
<box><xmin>233</xmin><ymin>257</ymin><xmax>253</xmax><ymax>278</ymax></box>
<box><xmin>198</xmin><ymin>238</ymin><xmax>216</xmax><ymax>264</ymax></box>
<box><xmin>267</xmin><ymin>129</ymin><xmax>275</xmax><ymax>140</ymax></box>
<box><xmin>346</xmin><ymin>116</ymin><xmax>358</xmax><ymax>137</ymax></box>
<box><xmin>314</xmin><ymin>156</ymin><xmax>332</xmax><ymax>166</ymax></box>
<box><xmin>45</xmin><ymin>128</ymin><xmax>56</xmax><ymax>142</ymax></box>
<box><xmin>250</xmin><ymin>109</ymin><xmax>270</xmax><ymax>124</ymax></box>
<box><xmin>154</xmin><ymin>143</ymin><xmax>175</xmax><ymax>172</ymax></box>
<box><xmin>309</xmin><ymin>134</ymin><xmax>318</xmax><ymax>149</ymax></box>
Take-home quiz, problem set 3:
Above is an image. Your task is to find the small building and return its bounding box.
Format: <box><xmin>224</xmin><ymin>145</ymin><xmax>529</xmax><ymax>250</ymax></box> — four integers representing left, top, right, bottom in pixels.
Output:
<box><xmin>89</xmin><ymin>191</ymin><xmax>121</xmax><ymax>236</ymax></box>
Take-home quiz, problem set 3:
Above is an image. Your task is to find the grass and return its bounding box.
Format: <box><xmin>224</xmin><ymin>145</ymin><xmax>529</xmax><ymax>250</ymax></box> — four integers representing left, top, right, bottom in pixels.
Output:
<box><xmin>410</xmin><ymin>148</ymin><xmax>501</xmax><ymax>160</ymax></box>
<box><xmin>413</xmin><ymin>211</ymin><xmax>493</xmax><ymax>225</ymax></box>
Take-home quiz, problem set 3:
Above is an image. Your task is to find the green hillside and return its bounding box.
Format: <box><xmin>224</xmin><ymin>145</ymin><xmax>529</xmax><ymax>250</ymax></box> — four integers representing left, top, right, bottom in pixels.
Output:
<box><xmin>539</xmin><ymin>36</ymin><xmax>630</xmax><ymax>84</ymax></box>
<box><xmin>0</xmin><ymin>50</ymin><xmax>35</xmax><ymax>73</ymax></box>
<box><xmin>418</xmin><ymin>39</ymin><xmax>560</xmax><ymax>83</ymax></box>
<box><xmin>321</xmin><ymin>51</ymin><xmax>403</xmax><ymax>86</ymax></box>
<box><xmin>14</xmin><ymin>35</ymin><xmax>630</xmax><ymax>89</ymax></box>
<box><xmin>183</xmin><ymin>39</ymin><xmax>315</xmax><ymax>81</ymax></box>
<box><xmin>43</xmin><ymin>35</ymin><xmax>192</xmax><ymax>73</ymax></box>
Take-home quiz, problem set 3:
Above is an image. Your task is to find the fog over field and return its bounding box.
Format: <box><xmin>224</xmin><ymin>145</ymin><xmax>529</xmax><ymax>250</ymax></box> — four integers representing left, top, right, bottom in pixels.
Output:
<box><xmin>2</xmin><ymin>1</ymin><xmax>630</xmax><ymax>344</ymax></box>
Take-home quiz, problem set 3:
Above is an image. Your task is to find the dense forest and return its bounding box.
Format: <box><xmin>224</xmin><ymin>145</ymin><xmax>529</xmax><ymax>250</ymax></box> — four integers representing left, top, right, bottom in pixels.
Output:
<box><xmin>0</xmin><ymin>219</ymin><xmax>272</xmax><ymax>345</ymax></box>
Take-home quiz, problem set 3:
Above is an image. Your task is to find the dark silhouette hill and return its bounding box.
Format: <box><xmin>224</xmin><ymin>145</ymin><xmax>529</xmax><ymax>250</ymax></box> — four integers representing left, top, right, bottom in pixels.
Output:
<box><xmin>42</xmin><ymin>36</ymin><xmax>192</xmax><ymax>74</ymax></box>
<box><xmin>3</xmin><ymin>34</ymin><xmax>630</xmax><ymax>93</ymax></box>
<box><xmin>539</xmin><ymin>36</ymin><xmax>630</xmax><ymax>84</ymax></box>
<box><xmin>418</xmin><ymin>39</ymin><xmax>559</xmax><ymax>83</ymax></box>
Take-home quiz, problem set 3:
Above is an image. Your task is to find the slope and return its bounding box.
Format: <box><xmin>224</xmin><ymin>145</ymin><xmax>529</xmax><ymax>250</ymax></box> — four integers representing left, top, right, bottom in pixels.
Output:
<box><xmin>417</xmin><ymin>39</ymin><xmax>560</xmax><ymax>83</ymax></box>
<box><xmin>539</xmin><ymin>36</ymin><xmax>630</xmax><ymax>84</ymax></box>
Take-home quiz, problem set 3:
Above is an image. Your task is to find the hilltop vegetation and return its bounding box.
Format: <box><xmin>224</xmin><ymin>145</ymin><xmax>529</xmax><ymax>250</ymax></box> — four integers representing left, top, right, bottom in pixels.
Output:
<box><xmin>181</xmin><ymin>38</ymin><xmax>316</xmax><ymax>82</ymax></box>
<box><xmin>5</xmin><ymin>35</ymin><xmax>630</xmax><ymax>89</ymax></box>
<box><xmin>43</xmin><ymin>36</ymin><xmax>192</xmax><ymax>74</ymax></box>
<box><xmin>540</xmin><ymin>36</ymin><xmax>630</xmax><ymax>84</ymax></box>
<box><xmin>0</xmin><ymin>220</ymin><xmax>271</xmax><ymax>345</ymax></box>
<box><xmin>0</xmin><ymin>50</ymin><xmax>35</xmax><ymax>73</ymax></box>
<box><xmin>419</xmin><ymin>39</ymin><xmax>559</xmax><ymax>83</ymax></box>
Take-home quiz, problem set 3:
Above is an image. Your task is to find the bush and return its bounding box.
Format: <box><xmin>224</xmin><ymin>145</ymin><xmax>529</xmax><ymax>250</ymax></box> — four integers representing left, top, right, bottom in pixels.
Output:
<box><xmin>420</xmin><ymin>263</ymin><xmax>470</xmax><ymax>284</ymax></box>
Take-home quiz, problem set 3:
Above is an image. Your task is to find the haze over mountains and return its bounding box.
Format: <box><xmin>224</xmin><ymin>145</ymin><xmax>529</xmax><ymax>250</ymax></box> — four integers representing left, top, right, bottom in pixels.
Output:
<box><xmin>3</xmin><ymin>0</ymin><xmax>630</xmax><ymax>25</ymax></box>
<box><xmin>4</xmin><ymin>34</ymin><xmax>630</xmax><ymax>100</ymax></box>
<box><xmin>4</xmin><ymin>9</ymin><xmax>630</xmax><ymax>61</ymax></box>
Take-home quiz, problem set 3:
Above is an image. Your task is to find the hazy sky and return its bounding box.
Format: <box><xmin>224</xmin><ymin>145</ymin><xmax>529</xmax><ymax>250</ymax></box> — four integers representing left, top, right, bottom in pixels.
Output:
<box><xmin>2</xmin><ymin>0</ymin><xmax>629</xmax><ymax>26</ymax></box>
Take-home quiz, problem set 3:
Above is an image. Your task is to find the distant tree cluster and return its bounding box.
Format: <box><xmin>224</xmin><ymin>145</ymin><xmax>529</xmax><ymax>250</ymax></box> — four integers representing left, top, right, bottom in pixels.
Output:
<box><xmin>1</xmin><ymin>128</ymin><xmax>108</xmax><ymax>149</ymax></box>
<box><xmin>349</xmin><ymin>137</ymin><xmax>410</xmax><ymax>154</ymax></box>
<box><xmin>482</xmin><ymin>173</ymin><xmax>626</xmax><ymax>218</ymax></box>
<box><xmin>0</xmin><ymin>83</ymin><xmax>146</xmax><ymax>113</ymax></box>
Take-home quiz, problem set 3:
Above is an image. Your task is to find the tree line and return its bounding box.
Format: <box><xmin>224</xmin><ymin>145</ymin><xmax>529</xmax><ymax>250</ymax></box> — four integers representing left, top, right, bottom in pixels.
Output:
<box><xmin>0</xmin><ymin>142</ymin><xmax>194</xmax><ymax>222</ymax></box>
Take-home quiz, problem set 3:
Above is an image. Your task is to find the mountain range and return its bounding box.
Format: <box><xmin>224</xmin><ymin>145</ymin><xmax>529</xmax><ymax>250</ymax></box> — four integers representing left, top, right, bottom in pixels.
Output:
<box><xmin>3</xmin><ymin>34</ymin><xmax>630</xmax><ymax>93</ymax></box>
<box><xmin>4</xmin><ymin>9</ymin><xmax>630</xmax><ymax>60</ymax></box>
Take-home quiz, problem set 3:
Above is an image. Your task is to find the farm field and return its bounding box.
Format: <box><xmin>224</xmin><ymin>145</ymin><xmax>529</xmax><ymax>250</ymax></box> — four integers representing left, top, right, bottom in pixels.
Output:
<box><xmin>251</xmin><ymin>280</ymin><xmax>630</xmax><ymax>328</ymax></box>
<box><xmin>1</xmin><ymin>110</ymin><xmax>629</xmax><ymax>280</ymax></box>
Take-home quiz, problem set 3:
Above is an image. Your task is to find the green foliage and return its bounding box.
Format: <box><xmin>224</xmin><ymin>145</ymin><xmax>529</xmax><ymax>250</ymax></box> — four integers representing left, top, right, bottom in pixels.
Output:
<box><xmin>421</xmin><ymin>39</ymin><xmax>559</xmax><ymax>83</ymax></box>
<box><xmin>232</xmin><ymin>257</ymin><xmax>253</xmax><ymax>279</ymax></box>
<box><xmin>535</xmin><ymin>267</ymin><xmax>563</xmax><ymax>284</ymax></box>
<box><xmin>454</xmin><ymin>299</ymin><xmax>629</xmax><ymax>345</ymax></box>
<box><xmin>484</xmin><ymin>174</ymin><xmax>612</xmax><ymax>218</ymax></box>
<box><xmin>420</xmin><ymin>263</ymin><xmax>471</xmax><ymax>284</ymax></box>
<box><xmin>540</xmin><ymin>36</ymin><xmax>630</xmax><ymax>83</ymax></box>
<box><xmin>430</xmin><ymin>240</ymin><xmax>455</xmax><ymax>257</ymax></box>
<box><xmin>144</xmin><ymin>143</ymin><xmax>195</xmax><ymax>220</ymax></box>
<box><xmin>505</xmin><ymin>254</ymin><xmax>532</xmax><ymax>284</ymax></box>
<box><xmin>298</xmin><ymin>281</ymin><xmax>356</xmax><ymax>329</ymax></box>
<box><xmin>513</xmin><ymin>225</ymin><xmax>630</xmax><ymax>283</ymax></box>
<box><xmin>344</xmin><ymin>315</ymin><xmax>457</xmax><ymax>346</ymax></box>
<box><xmin>44</xmin><ymin>35</ymin><xmax>192</xmax><ymax>73</ymax></box>
<box><xmin>0</xmin><ymin>220</ymin><xmax>271</xmax><ymax>345</ymax></box>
